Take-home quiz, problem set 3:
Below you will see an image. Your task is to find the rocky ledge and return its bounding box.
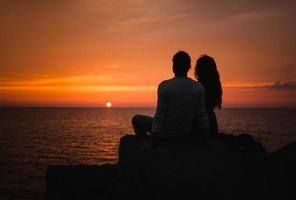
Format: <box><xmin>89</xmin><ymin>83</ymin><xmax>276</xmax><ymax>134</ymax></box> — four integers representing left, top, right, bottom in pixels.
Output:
<box><xmin>46</xmin><ymin>134</ymin><xmax>295</xmax><ymax>200</ymax></box>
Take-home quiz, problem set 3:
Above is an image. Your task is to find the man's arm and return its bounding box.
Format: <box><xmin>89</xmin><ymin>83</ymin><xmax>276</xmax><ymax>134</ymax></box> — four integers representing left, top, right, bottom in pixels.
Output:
<box><xmin>195</xmin><ymin>86</ymin><xmax>210</xmax><ymax>140</ymax></box>
<box><xmin>151</xmin><ymin>82</ymin><xmax>168</xmax><ymax>135</ymax></box>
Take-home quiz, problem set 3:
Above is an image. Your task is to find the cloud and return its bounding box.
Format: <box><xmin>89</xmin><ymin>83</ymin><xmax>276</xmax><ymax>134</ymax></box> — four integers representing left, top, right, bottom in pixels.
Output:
<box><xmin>262</xmin><ymin>81</ymin><xmax>296</xmax><ymax>89</ymax></box>
<box><xmin>223</xmin><ymin>81</ymin><xmax>296</xmax><ymax>90</ymax></box>
<box><xmin>0</xmin><ymin>76</ymin><xmax>112</xmax><ymax>86</ymax></box>
<box><xmin>0</xmin><ymin>75</ymin><xmax>156</xmax><ymax>92</ymax></box>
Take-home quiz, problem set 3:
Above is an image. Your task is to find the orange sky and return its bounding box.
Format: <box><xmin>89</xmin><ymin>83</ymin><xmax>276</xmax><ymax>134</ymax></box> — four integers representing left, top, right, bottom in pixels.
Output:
<box><xmin>0</xmin><ymin>0</ymin><xmax>295</xmax><ymax>107</ymax></box>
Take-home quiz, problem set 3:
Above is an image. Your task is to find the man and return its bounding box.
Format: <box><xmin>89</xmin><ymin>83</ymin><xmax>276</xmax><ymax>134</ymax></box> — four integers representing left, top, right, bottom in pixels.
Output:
<box><xmin>132</xmin><ymin>51</ymin><xmax>210</xmax><ymax>139</ymax></box>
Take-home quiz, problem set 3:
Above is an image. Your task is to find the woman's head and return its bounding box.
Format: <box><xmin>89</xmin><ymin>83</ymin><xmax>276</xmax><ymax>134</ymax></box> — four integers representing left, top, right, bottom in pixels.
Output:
<box><xmin>195</xmin><ymin>55</ymin><xmax>222</xmax><ymax>109</ymax></box>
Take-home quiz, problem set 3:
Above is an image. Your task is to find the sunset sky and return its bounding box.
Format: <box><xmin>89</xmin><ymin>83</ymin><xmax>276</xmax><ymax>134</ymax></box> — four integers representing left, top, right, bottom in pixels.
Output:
<box><xmin>0</xmin><ymin>0</ymin><xmax>295</xmax><ymax>107</ymax></box>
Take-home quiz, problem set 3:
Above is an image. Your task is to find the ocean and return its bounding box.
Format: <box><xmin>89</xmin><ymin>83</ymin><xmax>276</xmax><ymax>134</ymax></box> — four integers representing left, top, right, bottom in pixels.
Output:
<box><xmin>0</xmin><ymin>107</ymin><xmax>295</xmax><ymax>199</ymax></box>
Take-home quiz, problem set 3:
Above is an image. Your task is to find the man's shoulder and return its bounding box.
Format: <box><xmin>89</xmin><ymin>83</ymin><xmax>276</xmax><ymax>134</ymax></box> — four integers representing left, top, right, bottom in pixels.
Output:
<box><xmin>194</xmin><ymin>81</ymin><xmax>205</xmax><ymax>94</ymax></box>
<box><xmin>160</xmin><ymin>77</ymin><xmax>193</xmax><ymax>84</ymax></box>
<box><xmin>194</xmin><ymin>80</ymin><xmax>204</xmax><ymax>88</ymax></box>
<box><xmin>158</xmin><ymin>78</ymin><xmax>204</xmax><ymax>88</ymax></box>
<box><xmin>157</xmin><ymin>78</ymin><xmax>178</xmax><ymax>94</ymax></box>
<box><xmin>158</xmin><ymin>78</ymin><xmax>173</xmax><ymax>87</ymax></box>
<box><xmin>184</xmin><ymin>78</ymin><xmax>204</xmax><ymax>89</ymax></box>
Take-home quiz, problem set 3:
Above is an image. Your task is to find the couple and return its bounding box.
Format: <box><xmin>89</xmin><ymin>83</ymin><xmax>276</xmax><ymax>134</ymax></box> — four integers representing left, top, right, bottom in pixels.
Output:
<box><xmin>132</xmin><ymin>51</ymin><xmax>222</xmax><ymax>141</ymax></box>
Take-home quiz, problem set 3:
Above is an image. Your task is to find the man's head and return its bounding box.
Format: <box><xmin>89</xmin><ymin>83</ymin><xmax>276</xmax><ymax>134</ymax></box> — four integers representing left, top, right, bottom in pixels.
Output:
<box><xmin>172</xmin><ymin>51</ymin><xmax>191</xmax><ymax>76</ymax></box>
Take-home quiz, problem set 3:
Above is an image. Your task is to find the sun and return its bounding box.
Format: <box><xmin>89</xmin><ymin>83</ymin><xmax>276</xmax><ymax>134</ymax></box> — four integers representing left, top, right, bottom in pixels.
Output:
<box><xmin>106</xmin><ymin>102</ymin><xmax>112</xmax><ymax>108</ymax></box>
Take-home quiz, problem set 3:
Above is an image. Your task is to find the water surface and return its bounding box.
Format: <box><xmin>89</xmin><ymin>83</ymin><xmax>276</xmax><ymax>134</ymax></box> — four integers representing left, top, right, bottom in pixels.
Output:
<box><xmin>0</xmin><ymin>108</ymin><xmax>295</xmax><ymax>199</ymax></box>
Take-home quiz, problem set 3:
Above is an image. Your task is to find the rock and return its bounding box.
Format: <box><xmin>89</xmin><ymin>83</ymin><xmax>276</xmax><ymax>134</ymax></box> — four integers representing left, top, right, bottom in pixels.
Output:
<box><xmin>266</xmin><ymin>141</ymin><xmax>296</xmax><ymax>200</ymax></box>
<box><xmin>46</xmin><ymin>164</ymin><xmax>118</xmax><ymax>199</ymax></box>
<box><xmin>46</xmin><ymin>134</ymin><xmax>295</xmax><ymax>200</ymax></box>
<box><xmin>218</xmin><ymin>133</ymin><xmax>266</xmax><ymax>153</ymax></box>
<box><xmin>118</xmin><ymin>135</ymin><xmax>267</xmax><ymax>200</ymax></box>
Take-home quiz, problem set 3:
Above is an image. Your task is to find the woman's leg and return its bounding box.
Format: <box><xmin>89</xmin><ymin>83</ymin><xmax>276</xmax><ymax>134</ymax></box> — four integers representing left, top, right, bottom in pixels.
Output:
<box><xmin>132</xmin><ymin>115</ymin><xmax>153</xmax><ymax>136</ymax></box>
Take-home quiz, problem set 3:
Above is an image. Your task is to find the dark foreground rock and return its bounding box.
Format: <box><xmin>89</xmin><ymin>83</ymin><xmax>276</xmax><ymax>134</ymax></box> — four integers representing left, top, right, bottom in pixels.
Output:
<box><xmin>46</xmin><ymin>164</ymin><xmax>119</xmax><ymax>199</ymax></box>
<box><xmin>46</xmin><ymin>134</ymin><xmax>296</xmax><ymax>200</ymax></box>
<box><xmin>266</xmin><ymin>142</ymin><xmax>296</xmax><ymax>200</ymax></box>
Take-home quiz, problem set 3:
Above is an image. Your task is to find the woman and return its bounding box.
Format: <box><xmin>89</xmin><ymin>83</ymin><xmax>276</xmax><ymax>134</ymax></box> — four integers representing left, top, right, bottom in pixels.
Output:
<box><xmin>195</xmin><ymin>55</ymin><xmax>222</xmax><ymax>137</ymax></box>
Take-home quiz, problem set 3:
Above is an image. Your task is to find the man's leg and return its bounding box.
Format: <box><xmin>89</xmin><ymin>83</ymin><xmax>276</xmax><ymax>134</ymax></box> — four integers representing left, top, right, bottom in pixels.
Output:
<box><xmin>132</xmin><ymin>115</ymin><xmax>153</xmax><ymax>136</ymax></box>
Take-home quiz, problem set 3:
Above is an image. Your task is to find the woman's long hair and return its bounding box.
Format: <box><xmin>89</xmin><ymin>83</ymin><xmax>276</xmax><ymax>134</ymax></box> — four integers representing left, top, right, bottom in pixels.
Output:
<box><xmin>195</xmin><ymin>55</ymin><xmax>222</xmax><ymax>110</ymax></box>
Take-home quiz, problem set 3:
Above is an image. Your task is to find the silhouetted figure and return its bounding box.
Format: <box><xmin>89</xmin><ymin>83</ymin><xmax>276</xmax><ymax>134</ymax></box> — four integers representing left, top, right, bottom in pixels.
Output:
<box><xmin>194</xmin><ymin>55</ymin><xmax>222</xmax><ymax>137</ymax></box>
<box><xmin>132</xmin><ymin>51</ymin><xmax>210</xmax><ymax>139</ymax></box>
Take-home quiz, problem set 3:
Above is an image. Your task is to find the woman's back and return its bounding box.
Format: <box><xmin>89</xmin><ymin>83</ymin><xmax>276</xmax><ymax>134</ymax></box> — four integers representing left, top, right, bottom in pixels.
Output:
<box><xmin>195</xmin><ymin>55</ymin><xmax>222</xmax><ymax>137</ymax></box>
